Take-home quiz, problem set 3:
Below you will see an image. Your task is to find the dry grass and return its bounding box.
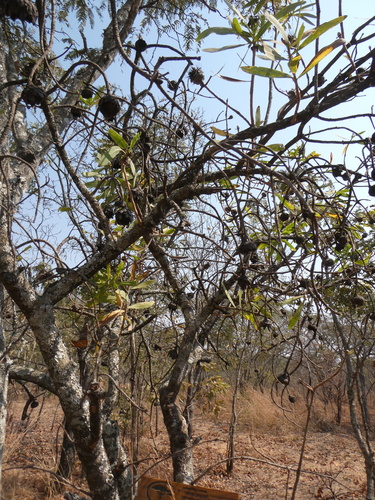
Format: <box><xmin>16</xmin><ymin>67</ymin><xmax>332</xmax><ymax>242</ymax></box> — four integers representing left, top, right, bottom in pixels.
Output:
<box><xmin>3</xmin><ymin>395</ymin><xmax>64</xmax><ymax>500</ymax></box>
<box><xmin>234</xmin><ymin>387</ymin><xmax>304</xmax><ymax>434</ymax></box>
<box><xmin>2</xmin><ymin>384</ymin><xmax>370</xmax><ymax>499</ymax></box>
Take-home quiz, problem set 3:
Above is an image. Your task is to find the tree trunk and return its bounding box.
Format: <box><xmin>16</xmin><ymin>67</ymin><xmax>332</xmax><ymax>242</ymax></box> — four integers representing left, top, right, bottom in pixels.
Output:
<box><xmin>159</xmin><ymin>385</ymin><xmax>194</xmax><ymax>483</ymax></box>
<box><xmin>0</xmin><ymin>284</ymin><xmax>11</xmax><ymax>498</ymax></box>
<box><xmin>25</xmin><ymin>305</ymin><xmax>121</xmax><ymax>500</ymax></box>
<box><xmin>227</xmin><ymin>350</ymin><xmax>244</xmax><ymax>474</ymax></box>
<box><xmin>0</xmin><ymin>337</ymin><xmax>10</xmax><ymax>498</ymax></box>
<box><xmin>103</xmin><ymin>419</ymin><xmax>132</xmax><ymax>500</ymax></box>
<box><xmin>57</xmin><ymin>421</ymin><xmax>75</xmax><ymax>481</ymax></box>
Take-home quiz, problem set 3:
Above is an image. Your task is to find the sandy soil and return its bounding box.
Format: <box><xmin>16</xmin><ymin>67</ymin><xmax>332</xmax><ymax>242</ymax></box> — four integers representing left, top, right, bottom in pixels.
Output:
<box><xmin>2</xmin><ymin>394</ymin><xmax>368</xmax><ymax>500</ymax></box>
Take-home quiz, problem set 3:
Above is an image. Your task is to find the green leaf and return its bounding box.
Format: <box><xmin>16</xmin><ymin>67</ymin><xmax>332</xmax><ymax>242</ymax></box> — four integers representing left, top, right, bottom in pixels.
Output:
<box><xmin>289</xmin><ymin>54</ymin><xmax>301</xmax><ymax>74</ymax></box>
<box><xmin>255</xmin><ymin>106</ymin><xmax>262</xmax><ymax>127</ymax></box>
<box><xmin>203</xmin><ymin>43</ymin><xmax>246</xmax><ymax>53</ymax></box>
<box><xmin>97</xmin><ymin>146</ymin><xmax>122</xmax><ymax>167</ymax></box>
<box><xmin>260</xmin><ymin>42</ymin><xmax>287</xmax><ymax>61</ymax></box>
<box><xmin>241</xmin><ymin>66</ymin><xmax>292</xmax><ymax>78</ymax></box>
<box><xmin>264</xmin><ymin>10</ymin><xmax>288</xmax><ymax>41</ymax></box>
<box><xmin>223</xmin><ymin>284</ymin><xmax>236</xmax><ymax>308</ymax></box>
<box><xmin>280</xmin><ymin>295</ymin><xmax>305</xmax><ymax>305</ymax></box>
<box><xmin>58</xmin><ymin>206</ymin><xmax>73</xmax><ymax>212</ymax></box>
<box><xmin>216</xmin><ymin>74</ymin><xmax>248</xmax><ymax>82</ymax></box>
<box><xmin>231</xmin><ymin>17</ymin><xmax>243</xmax><ymax>35</ymax></box>
<box><xmin>108</xmin><ymin>129</ymin><xmax>129</xmax><ymax>150</ymax></box>
<box><xmin>128</xmin><ymin>301</ymin><xmax>155</xmax><ymax>310</ymax></box>
<box><xmin>82</xmin><ymin>169</ymin><xmax>103</xmax><ymax>178</ymax></box>
<box><xmin>288</xmin><ymin>302</ymin><xmax>304</xmax><ymax>328</ymax></box>
<box><xmin>242</xmin><ymin>312</ymin><xmax>258</xmax><ymax>330</ymax></box>
<box><xmin>129</xmin><ymin>132</ymin><xmax>141</xmax><ymax>150</ymax></box>
<box><xmin>253</xmin><ymin>0</ymin><xmax>268</xmax><ymax>14</ymax></box>
<box><xmin>211</xmin><ymin>126</ymin><xmax>231</xmax><ymax>137</ymax></box>
<box><xmin>258</xmin><ymin>143</ymin><xmax>284</xmax><ymax>152</ymax></box>
<box><xmin>299</xmin><ymin>38</ymin><xmax>345</xmax><ymax>77</ymax></box>
<box><xmin>130</xmin><ymin>280</ymin><xmax>156</xmax><ymax>289</ymax></box>
<box><xmin>298</xmin><ymin>16</ymin><xmax>346</xmax><ymax>49</ymax></box>
<box><xmin>84</xmin><ymin>179</ymin><xmax>100</xmax><ymax>188</ymax></box>
<box><xmin>197</xmin><ymin>27</ymin><xmax>237</xmax><ymax>41</ymax></box>
<box><xmin>223</xmin><ymin>0</ymin><xmax>245</xmax><ymax>21</ymax></box>
<box><xmin>296</xmin><ymin>23</ymin><xmax>307</xmax><ymax>47</ymax></box>
<box><xmin>275</xmin><ymin>1</ymin><xmax>307</xmax><ymax>20</ymax></box>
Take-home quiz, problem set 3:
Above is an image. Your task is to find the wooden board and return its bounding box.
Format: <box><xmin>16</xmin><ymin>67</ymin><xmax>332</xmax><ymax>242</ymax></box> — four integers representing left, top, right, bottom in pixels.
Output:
<box><xmin>137</xmin><ymin>476</ymin><xmax>240</xmax><ymax>500</ymax></box>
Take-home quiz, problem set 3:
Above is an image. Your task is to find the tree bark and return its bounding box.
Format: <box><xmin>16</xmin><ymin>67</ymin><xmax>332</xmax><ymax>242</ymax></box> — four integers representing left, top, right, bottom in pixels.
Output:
<box><xmin>57</xmin><ymin>421</ymin><xmax>76</xmax><ymax>481</ymax></box>
<box><xmin>159</xmin><ymin>385</ymin><xmax>194</xmax><ymax>484</ymax></box>
<box><xmin>0</xmin><ymin>286</ymin><xmax>11</xmax><ymax>499</ymax></box>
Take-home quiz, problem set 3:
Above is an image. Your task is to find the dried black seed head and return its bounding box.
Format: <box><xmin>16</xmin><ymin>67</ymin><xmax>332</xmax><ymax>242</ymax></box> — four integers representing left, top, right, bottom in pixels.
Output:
<box><xmin>331</xmin><ymin>165</ymin><xmax>343</xmax><ymax>178</ymax></box>
<box><xmin>102</xmin><ymin>205</ymin><xmax>114</xmax><ymax>219</ymax></box>
<box><xmin>351</xmin><ymin>295</ymin><xmax>365</xmax><ymax>307</ymax></box>
<box><xmin>131</xmin><ymin>187</ymin><xmax>143</xmax><ymax>204</ymax></box>
<box><xmin>335</xmin><ymin>242</ymin><xmax>346</xmax><ymax>252</ymax></box>
<box><xmin>111</xmin><ymin>155</ymin><xmax>122</xmax><ymax>170</ymax></box>
<box><xmin>369</xmin><ymin>185</ymin><xmax>375</xmax><ymax>197</ymax></box>
<box><xmin>279</xmin><ymin>211</ymin><xmax>289</xmax><ymax>222</ymax></box>
<box><xmin>139</xmin><ymin>131</ymin><xmax>151</xmax><ymax>154</ymax></box>
<box><xmin>21</xmin><ymin>60</ymin><xmax>37</xmax><ymax>78</ymax></box>
<box><xmin>98</xmin><ymin>95</ymin><xmax>121</xmax><ymax>121</ymax></box>
<box><xmin>168</xmin><ymin>348</ymin><xmax>179</xmax><ymax>360</ymax></box>
<box><xmin>294</xmin><ymin>236</ymin><xmax>304</xmax><ymax>245</ymax></box>
<box><xmin>247</xmin><ymin>16</ymin><xmax>259</xmax><ymax>28</ymax></box>
<box><xmin>81</xmin><ymin>86</ymin><xmax>93</xmax><ymax>99</ymax></box>
<box><xmin>334</xmin><ymin>233</ymin><xmax>348</xmax><ymax>251</ymax></box>
<box><xmin>21</xmin><ymin>84</ymin><xmax>46</xmax><ymax>107</ymax></box>
<box><xmin>301</xmin><ymin>209</ymin><xmax>314</xmax><ymax>221</ymax></box>
<box><xmin>250</xmin><ymin>252</ymin><xmax>259</xmax><ymax>264</ymax></box>
<box><xmin>115</xmin><ymin>208</ymin><xmax>134</xmax><ymax>226</ymax></box>
<box><xmin>71</xmin><ymin>106</ymin><xmax>83</xmax><ymax>119</ymax></box>
<box><xmin>342</xmin><ymin>171</ymin><xmax>350</xmax><ymax>181</ymax></box>
<box><xmin>322</xmin><ymin>258</ymin><xmax>334</xmax><ymax>267</ymax></box>
<box><xmin>289</xmin><ymin>395</ymin><xmax>296</xmax><ymax>403</ymax></box>
<box><xmin>176</xmin><ymin>125</ymin><xmax>186</xmax><ymax>138</ymax></box>
<box><xmin>237</xmin><ymin>272</ymin><xmax>250</xmax><ymax>290</ymax></box>
<box><xmin>135</xmin><ymin>38</ymin><xmax>148</xmax><ymax>53</ymax></box>
<box><xmin>276</xmin><ymin>372</ymin><xmax>290</xmax><ymax>385</ymax></box>
<box><xmin>260</xmin><ymin>319</ymin><xmax>271</xmax><ymax>329</ymax></box>
<box><xmin>188</xmin><ymin>67</ymin><xmax>205</xmax><ymax>86</ymax></box>
<box><xmin>299</xmin><ymin>278</ymin><xmax>309</xmax><ymax>289</ymax></box>
<box><xmin>236</xmin><ymin>240</ymin><xmax>258</xmax><ymax>254</ymax></box>
<box><xmin>18</xmin><ymin>149</ymin><xmax>36</xmax><ymax>163</ymax></box>
<box><xmin>371</xmin><ymin>132</ymin><xmax>375</xmax><ymax>143</ymax></box>
<box><xmin>1</xmin><ymin>0</ymin><xmax>38</xmax><ymax>24</ymax></box>
<box><xmin>168</xmin><ymin>80</ymin><xmax>179</xmax><ymax>91</ymax></box>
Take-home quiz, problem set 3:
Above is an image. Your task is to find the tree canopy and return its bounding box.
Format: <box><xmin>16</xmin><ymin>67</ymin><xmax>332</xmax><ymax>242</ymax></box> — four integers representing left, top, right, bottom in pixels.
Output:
<box><xmin>1</xmin><ymin>0</ymin><xmax>375</xmax><ymax>499</ymax></box>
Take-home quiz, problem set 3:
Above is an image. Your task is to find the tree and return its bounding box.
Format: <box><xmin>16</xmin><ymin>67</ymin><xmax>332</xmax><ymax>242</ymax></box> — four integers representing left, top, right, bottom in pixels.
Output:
<box><xmin>2</xmin><ymin>0</ymin><xmax>375</xmax><ymax>499</ymax></box>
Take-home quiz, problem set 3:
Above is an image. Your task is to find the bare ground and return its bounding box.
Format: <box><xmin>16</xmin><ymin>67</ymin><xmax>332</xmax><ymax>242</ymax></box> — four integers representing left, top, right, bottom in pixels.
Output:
<box><xmin>2</xmin><ymin>390</ymin><xmax>368</xmax><ymax>500</ymax></box>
